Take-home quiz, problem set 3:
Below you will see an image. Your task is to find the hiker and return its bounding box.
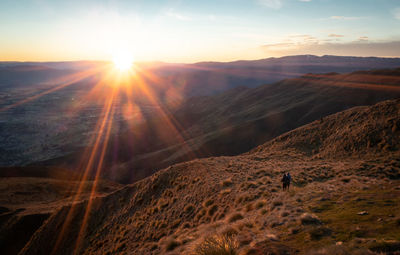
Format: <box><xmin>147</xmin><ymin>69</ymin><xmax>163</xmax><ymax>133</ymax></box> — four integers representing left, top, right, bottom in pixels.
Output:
<box><xmin>281</xmin><ymin>173</ymin><xmax>287</xmax><ymax>191</ymax></box>
<box><xmin>286</xmin><ymin>172</ymin><xmax>292</xmax><ymax>190</ymax></box>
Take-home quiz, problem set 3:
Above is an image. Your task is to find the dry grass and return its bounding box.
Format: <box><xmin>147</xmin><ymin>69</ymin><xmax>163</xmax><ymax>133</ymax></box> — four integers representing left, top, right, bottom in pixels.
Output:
<box><xmin>193</xmin><ymin>234</ymin><xmax>239</xmax><ymax>255</ymax></box>
<box><xmin>13</xmin><ymin>99</ymin><xmax>400</xmax><ymax>255</ymax></box>
<box><xmin>208</xmin><ymin>205</ymin><xmax>219</xmax><ymax>216</ymax></box>
<box><xmin>255</xmin><ymin>200</ymin><xmax>266</xmax><ymax>209</ymax></box>
<box><xmin>185</xmin><ymin>204</ymin><xmax>195</xmax><ymax>213</ymax></box>
<box><xmin>221</xmin><ymin>178</ymin><xmax>233</xmax><ymax>187</ymax></box>
<box><xmin>228</xmin><ymin>213</ymin><xmax>244</xmax><ymax>223</ymax></box>
<box><xmin>165</xmin><ymin>238</ymin><xmax>180</xmax><ymax>251</ymax></box>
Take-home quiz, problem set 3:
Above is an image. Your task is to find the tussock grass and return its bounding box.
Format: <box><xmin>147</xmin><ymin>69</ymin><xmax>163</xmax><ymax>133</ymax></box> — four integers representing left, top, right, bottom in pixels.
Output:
<box><xmin>220</xmin><ymin>226</ymin><xmax>238</xmax><ymax>237</ymax></box>
<box><xmin>203</xmin><ymin>199</ymin><xmax>215</xmax><ymax>207</ymax></box>
<box><xmin>185</xmin><ymin>204</ymin><xmax>195</xmax><ymax>213</ymax></box>
<box><xmin>193</xmin><ymin>234</ymin><xmax>238</xmax><ymax>255</ymax></box>
<box><xmin>222</xmin><ymin>178</ymin><xmax>233</xmax><ymax>187</ymax></box>
<box><xmin>255</xmin><ymin>200</ymin><xmax>266</xmax><ymax>209</ymax></box>
<box><xmin>165</xmin><ymin>239</ymin><xmax>180</xmax><ymax>251</ymax></box>
<box><xmin>220</xmin><ymin>189</ymin><xmax>232</xmax><ymax>195</ymax></box>
<box><xmin>228</xmin><ymin>213</ymin><xmax>244</xmax><ymax>223</ymax></box>
<box><xmin>272</xmin><ymin>201</ymin><xmax>283</xmax><ymax>207</ymax></box>
<box><xmin>245</xmin><ymin>203</ymin><xmax>253</xmax><ymax>212</ymax></box>
<box><xmin>245</xmin><ymin>182</ymin><xmax>257</xmax><ymax>189</ymax></box>
<box><xmin>208</xmin><ymin>205</ymin><xmax>218</xmax><ymax>216</ymax></box>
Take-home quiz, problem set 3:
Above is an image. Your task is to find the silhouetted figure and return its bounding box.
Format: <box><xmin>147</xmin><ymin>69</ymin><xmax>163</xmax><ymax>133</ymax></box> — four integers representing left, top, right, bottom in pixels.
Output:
<box><xmin>286</xmin><ymin>172</ymin><xmax>292</xmax><ymax>190</ymax></box>
<box><xmin>281</xmin><ymin>173</ymin><xmax>287</xmax><ymax>191</ymax></box>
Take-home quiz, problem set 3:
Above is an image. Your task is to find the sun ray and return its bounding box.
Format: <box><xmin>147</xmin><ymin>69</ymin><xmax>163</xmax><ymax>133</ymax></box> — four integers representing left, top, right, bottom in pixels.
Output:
<box><xmin>48</xmin><ymin>60</ymin><xmax>205</xmax><ymax>254</ymax></box>
<box><xmin>50</xmin><ymin>69</ymin><xmax>118</xmax><ymax>255</ymax></box>
<box><xmin>74</xmin><ymin>87</ymin><xmax>117</xmax><ymax>254</ymax></box>
<box><xmin>0</xmin><ymin>65</ymin><xmax>108</xmax><ymax>112</ymax></box>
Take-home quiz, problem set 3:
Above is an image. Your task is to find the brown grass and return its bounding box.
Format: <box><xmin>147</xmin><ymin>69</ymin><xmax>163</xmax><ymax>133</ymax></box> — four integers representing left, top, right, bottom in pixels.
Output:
<box><xmin>228</xmin><ymin>213</ymin><xmax>244</xmax><ymax>223</ymax></box>
<box><xmin>193</xmin><ymin>234</ymin><xmax>239</xmax><ymax>255</ymax></box>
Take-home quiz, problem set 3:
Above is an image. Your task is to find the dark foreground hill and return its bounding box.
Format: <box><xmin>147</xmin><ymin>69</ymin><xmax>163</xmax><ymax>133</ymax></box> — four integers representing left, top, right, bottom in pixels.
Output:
<box><xmin>0</xmin><ymin>168</ymin><xmax>121</xmax><ymax>255</ymax></box>
<box><xmin>61</xmin><ymin>68</ymin><xmax>400</xmax><ymax>183</ymax></box>
<box><xmin>16</xmin><ymin>98</ymin><xmax>400</xmax><ymax>255</ymax></box>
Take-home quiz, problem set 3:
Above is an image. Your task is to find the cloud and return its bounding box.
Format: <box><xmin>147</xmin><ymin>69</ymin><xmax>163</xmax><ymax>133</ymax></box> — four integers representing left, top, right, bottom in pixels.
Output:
<box><xmin>358</xmin><ymin>36</ymin><xmax>369</xmax><ymax>42</ymax></box>
<box><xmin>328</xmin><ymin>34</ymin><xmax>344</xmax><ymax>38</ymax></box>
<box><xmin>165</xmin><ymin>9</ymin><xmax>192</xmax><ymax>21</ymax></box>
<box><xmin>299</xmin><ymin>0</ymin><xmax>312</xmax><ymax>2</ymax></box>
<box><xmin>260</xmin><ymin>40</ymin><xmax>400</xmax><ymax>57</ymax></box>
<box><xmin>330</xmin><ymin>16</ymin><xmax>363</xmax><ymax>20</ymax></box>
<box><xmin>258</xmin><ymin>0</ymin><xmax>283</xmax><ymax>9</ymax></box>
<box><xmin>288</xmin><ymin>34</ymin><xmax>319</xmax><ymax>43</ymax></box>
<box><xmin>393</xmin><ymin>7</ymin><xmax>400</xmax><ymax>20</ymax></box>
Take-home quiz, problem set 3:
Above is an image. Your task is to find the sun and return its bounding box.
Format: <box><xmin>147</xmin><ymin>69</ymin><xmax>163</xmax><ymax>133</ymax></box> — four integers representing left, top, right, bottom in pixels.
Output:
<box><xmin>112</xmin><ymin>51</ymin><xmax>134</xmax><ymax>71</ymax></box>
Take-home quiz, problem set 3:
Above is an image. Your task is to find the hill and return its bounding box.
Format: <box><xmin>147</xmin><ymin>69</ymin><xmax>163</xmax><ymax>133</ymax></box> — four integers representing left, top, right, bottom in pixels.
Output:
<box><xmin>0</xmin><ymin>167</ymin><xmax>122</xmax><ymax>255</ymax></box>
<box><xmin>72</xmin><ymin>68</ymin><xmax>400</xmax><ymax>183</ymax></box>
<box><xmin>17</xmin><ymin>98</ymin><xmax>400</xmax><ymax>255</ymax></box>
<box><xmin>2</xmin><ymin>56</ymin><xmax>400</xmax><ymax>170</ymax></box>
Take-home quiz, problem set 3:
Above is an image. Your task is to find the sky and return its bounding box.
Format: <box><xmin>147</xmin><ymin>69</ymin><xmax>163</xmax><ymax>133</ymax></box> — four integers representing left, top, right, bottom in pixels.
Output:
<box><xmin>1</xmin><ymin>0</ymin><xmax>400</xmax><ymax>63</ymax></box>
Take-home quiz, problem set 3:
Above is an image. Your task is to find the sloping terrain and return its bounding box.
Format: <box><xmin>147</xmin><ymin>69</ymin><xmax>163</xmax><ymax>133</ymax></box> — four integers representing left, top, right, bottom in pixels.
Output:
<box><xmin>87</xmin><ymin>68</ymin><xmax>400</xmax><ymax>183</ymax></box>
<box><xmin>19</xmin><ymin>99</ymin><xmax>400</xmax><ymax>255</ymax></box>
<box><xmin>3</xmin><ymin>55</ymin><xmax>400</xmax><ymax>170</ymax></box>
<box><xmin>0</xmin><ymin>168</ymin><xmax>121</xmax><ymax>255</ymax></box>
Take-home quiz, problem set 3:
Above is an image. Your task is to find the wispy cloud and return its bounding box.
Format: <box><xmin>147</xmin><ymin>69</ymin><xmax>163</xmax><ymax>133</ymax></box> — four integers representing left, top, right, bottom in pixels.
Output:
<box><xmin>165</xmin><ymin>9</ymin><xmax>192</xmax><ymax>21</ymax></box>
<box><xmin>258</xmin><ymin>0</ymin><xmax>283</xmax><ymax>9</ymax></box>
<box><xmin>299</xmin><ymin>0</ymin><xmax>312</xmax><ymax>2</ymax></box>
<box><xmin>393</xmin><ymin>7</ymin><xmax>400</xmax><ymax>20</ymax></box>
<box><xmin>330</xmin><ymin>16</ymin><xmax>364</xmax><ymax>20</ymax></box>
<box><xmin>329</xmin><ymin>34</ymin><xmax>344</xmax><ymax>38</ymax></box>
<box><xmin>260</xmin><ymin>40</ymin><xmax>400</xmax><ymax>57</ymax></box>
<box><xmin>288</xmin><ymin>34</ymin><xmax>319</xmax><ymax>43</ymax></box>
<box><xmin>358</xmin><ymin>36</ymin><xmax>369</xmax><ymax>42</ymax></box>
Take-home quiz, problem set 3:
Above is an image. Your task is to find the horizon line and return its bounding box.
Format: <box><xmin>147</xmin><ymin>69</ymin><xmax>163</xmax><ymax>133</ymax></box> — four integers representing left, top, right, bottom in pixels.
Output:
<box><xmin>2</xmin><ymin>54</ymin><xmax>400</xmax><ymax>65</ymax></box>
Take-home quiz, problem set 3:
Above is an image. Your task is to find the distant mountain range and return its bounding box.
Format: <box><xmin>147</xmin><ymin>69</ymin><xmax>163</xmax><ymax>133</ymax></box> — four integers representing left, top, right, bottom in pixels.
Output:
<box><xmin>2</xmin><ymin>55</ymin><xmax>400</xmax><ymax>95</ymax></box>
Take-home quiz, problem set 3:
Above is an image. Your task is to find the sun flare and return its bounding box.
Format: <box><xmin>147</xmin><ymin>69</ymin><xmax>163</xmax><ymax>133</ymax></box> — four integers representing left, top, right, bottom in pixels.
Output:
<box><xmin>112</xmin><ymin>51</ymin><xmax>134</xmax><ymax>71</ymax></box>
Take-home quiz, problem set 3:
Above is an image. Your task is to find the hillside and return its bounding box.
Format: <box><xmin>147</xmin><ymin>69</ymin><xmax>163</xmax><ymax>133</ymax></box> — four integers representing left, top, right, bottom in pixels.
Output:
<box><xmin>18</xmin><ymin>99</ymin><xmax>400</xmax><ymax>255</ymax></box>
<box><xmin>0</xmin><ymin>168</ymin><xmax>122</xmax><ymax>255</ymax></box>
<box><xmin>3</xmin><ymin>57</ymin><xmax>400</xmax><ymax>171</ymax></box>
<box><xmin>79</xmin><ymin>68</ymin><xmax>400</xmax><ymax>183</ymax></box>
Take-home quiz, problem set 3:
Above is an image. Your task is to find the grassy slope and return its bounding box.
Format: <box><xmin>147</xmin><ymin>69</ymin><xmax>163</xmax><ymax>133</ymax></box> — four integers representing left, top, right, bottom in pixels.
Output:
<box><xmin>18</xmin><ymin>98</ymin><xmax>400</xmax><ymax>255</ymax></box>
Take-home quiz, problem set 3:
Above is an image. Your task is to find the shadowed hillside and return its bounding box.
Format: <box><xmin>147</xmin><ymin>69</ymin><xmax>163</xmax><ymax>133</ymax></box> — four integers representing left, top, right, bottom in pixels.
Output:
<box><xmin>17</xmin><ymin>99</ymin><xmax>400</xmax><ymax>255</ymax></box>
<box><xmin>0</xmin><ymin>167</ymin><xmax>121</xmax><ymax>255</ymax></box>
<box><xmin>2</xmin><ymin>56</ymin><xmax>400</xmax><ymax>170</ymax></box>
<box><xmin>67</xmin><ymin>68</ymin><xmax>400</xmax><ymax>183</ymax></box>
